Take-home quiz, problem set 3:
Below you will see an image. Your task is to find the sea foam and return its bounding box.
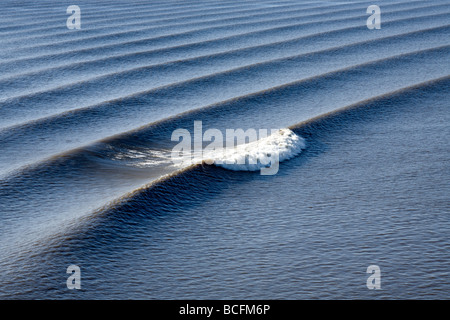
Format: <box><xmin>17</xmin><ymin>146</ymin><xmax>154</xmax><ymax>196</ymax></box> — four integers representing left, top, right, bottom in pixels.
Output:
<box><xmin>208</xmin><ymin>128</ymin><xmax>305</xmax><ymax>172</ymax></box>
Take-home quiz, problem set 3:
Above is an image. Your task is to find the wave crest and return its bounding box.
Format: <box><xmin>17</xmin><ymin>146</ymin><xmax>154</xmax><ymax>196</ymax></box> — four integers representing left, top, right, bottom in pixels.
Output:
<box><xmin>209</xmin><ymin>128</ymin><xmax>305</xmax><ymax>172</ymax></box>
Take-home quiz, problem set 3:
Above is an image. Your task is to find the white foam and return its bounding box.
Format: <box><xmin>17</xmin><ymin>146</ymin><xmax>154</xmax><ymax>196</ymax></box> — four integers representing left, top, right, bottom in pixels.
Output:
<box><xmin>208</xmin><ymin>128</ymin><xmax>305</xmax><ymax>172</ymax></box>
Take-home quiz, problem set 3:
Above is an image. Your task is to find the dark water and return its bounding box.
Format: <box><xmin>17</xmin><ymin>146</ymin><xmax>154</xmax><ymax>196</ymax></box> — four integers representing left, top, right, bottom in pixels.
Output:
<box><xmin>0</xmin><ymin>0</ymin><xmax>448</xmax><ymax>299</ymax></box>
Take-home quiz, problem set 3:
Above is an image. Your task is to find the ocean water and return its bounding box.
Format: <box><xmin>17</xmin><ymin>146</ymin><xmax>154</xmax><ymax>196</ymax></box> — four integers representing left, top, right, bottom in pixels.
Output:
<box><xmin>0</xmin><ymin>0</ymin><xmax>448</xmax><ymax>299</ymax></box>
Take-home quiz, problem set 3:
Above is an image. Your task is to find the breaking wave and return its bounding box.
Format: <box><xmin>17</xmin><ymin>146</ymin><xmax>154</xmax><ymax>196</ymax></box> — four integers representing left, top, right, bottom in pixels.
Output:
<box><xmin>173</xmin><ymin>128</ymin><xmax>306</xmax><ymax>172</ymax></box>
<box><xmin>214</xmin><ymin>128</ymin><xmax>305</xmax><ymax>172</ymax></box>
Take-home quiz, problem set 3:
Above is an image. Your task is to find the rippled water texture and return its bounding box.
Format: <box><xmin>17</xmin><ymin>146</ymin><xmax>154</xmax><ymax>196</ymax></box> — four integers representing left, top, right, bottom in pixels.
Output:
<box><xmin>0</xmin><ymin>0</ymin><xmax>448</xmax><ymax>299</ymax></box>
